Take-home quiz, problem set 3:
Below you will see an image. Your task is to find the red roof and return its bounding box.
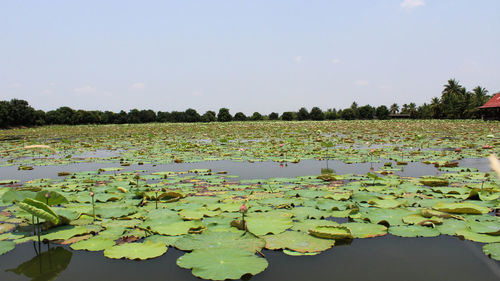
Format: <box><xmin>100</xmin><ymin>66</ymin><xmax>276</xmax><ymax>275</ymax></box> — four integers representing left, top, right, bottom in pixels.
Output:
<box><xmin>479</xmin><ymin>93</ymin><xmax>500</xmax><ymax>109</ymax></box>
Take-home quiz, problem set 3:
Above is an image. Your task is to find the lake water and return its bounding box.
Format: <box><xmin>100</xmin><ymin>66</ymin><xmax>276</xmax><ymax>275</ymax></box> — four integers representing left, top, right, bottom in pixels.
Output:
<box><xmin>0</xmin><ymin>158</ymin><xmax>499</xmax><ymax>281</ymax></box>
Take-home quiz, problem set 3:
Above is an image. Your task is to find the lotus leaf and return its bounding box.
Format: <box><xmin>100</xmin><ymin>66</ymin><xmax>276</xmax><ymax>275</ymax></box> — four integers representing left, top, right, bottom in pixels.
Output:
<box><xmin>436</xmin><ymin>219</ymin><xmax>467</xmax><ymax>236</ymax></box>
<box><xmin>103</xmin><ymin>241</ymin><xmax>167</xmax><ymax>260</ymax></box>
<box><xmin>264</xmin><ymin>231</ymin><xmax>335</xmax><ymax>252</ymax></box>
<box><xmin>389</xmin><ymin>225</ymin><xmax>440</xmax><ymax>237</ymax></box>
<box><xmin>35</xmin><ymin>191</ymin><xmax>68</xmax><ymax>205</ymax></box>
<box><xmin>362</xmin><ymin>208</ymin><xmax>413</xmax><ymax>226</ymax></box>
<box><xmin>456</xmin><ymin>229</ymin><xmax>500</xmax><ymax>243</ymax></box>
<box><xmin>432</xmin><ymin>202</ymin><xmax>490</xmax><ymax>214</ymax></box>
<box><xmin>246</xmin><ymin>212</ymin><xmax>293</xmax><ymax>236</ymax></box>
<box><xmin>0</xmin><ymin>240</ymin><xmax>15</xmax><ymax>255</ymax></box>
<box><xmin>150</xmin><ymin>220</ymin><xmax>203</xmax><ymax>236</ymax></box>
<box><xmin>0</xmin><ymin>223</ymin><xmax>15</xmax><ymax>234</ymax></box>
<box><xmin>309</xmin><ymin>225</ymin><xmax>353</xmax><ymax>240</ymax></box>
<box><xmin>467</xmin><ymin>221</ymin><xmax>500</xmax><ymax>235</ymax></box>
<box><xmin>18</xmin><ymin>198</ymin><xmax>59</xmax><ymax>224</ymax></box>
<box><xmin>177</xmin><ymin>248</ymin><xmax>268</xmax><ymax>281</ymax></box>
<box><xmin>70</xmin><ymin>236</ymin><xmax>115</xmax><ymax>251</ymax></box>
<box><xmin>483</xmin><ymin>243</ymin><xmax>500</xmax><ymax>261</ymax></box>
<box><xmin>342</xmin><ymin>222</ymin><xmax>387</xmax><ymax>238</ymax></box>
<box><xmin>175</xmin><ymin>231</ymin><xmax>264</xmax><ymax>252</ymax></box>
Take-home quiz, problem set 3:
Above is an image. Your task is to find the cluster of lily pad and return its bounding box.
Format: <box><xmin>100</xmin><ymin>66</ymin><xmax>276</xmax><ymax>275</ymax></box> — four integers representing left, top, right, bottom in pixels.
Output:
<box><xmin>0</xmin><ymin>120</ymin><xmax>498</xmax><ymax>168</ymax></box>
<box><xmin>0</xmin><ymin>164</ymin><xmax>499</xmax><ymax>280</ymax></box>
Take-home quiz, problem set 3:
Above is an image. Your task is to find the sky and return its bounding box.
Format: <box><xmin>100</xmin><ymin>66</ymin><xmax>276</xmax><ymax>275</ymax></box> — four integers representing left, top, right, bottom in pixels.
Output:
<box><xmin>1</xmin><ymin>0</ymin><xmax>500</xmax><ymax>115</ymax></box>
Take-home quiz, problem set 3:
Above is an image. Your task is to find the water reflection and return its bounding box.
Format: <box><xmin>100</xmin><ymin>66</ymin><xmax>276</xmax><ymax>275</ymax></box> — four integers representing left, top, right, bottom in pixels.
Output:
<box><xmin>6</xmin><ymin>242</ymin><xmax>72</xmax><ymax>281</ymax></box>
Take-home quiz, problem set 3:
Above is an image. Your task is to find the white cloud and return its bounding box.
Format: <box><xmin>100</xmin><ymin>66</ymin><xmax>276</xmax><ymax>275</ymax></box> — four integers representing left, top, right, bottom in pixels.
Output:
<box><xmin>331</xmin><ymin>58</ymin><xmax>341</xmax><ymax>64</ymax></box>
<box><xmin>131</xmin><ymin>82</ymin><xmax>145</xmax><ymax>90</ymax></box>
<box><xmin>401</xmin><ymin>0</ymin><xmax>425</xmax><ymax>9</ymax></box>
<box><xmin>293</xmin><ymin>56</ymin><xmax>303</xmax><ymax>63</ymax></box>
<box><xmin>74</xmin><ymin>85</ymin><xmax>97</xmax><ymax>93</ymax></box>
<box><xmin>354</xmin><ymin>80</ymin><xmax>369</xmax><ymax>86</ymax></box>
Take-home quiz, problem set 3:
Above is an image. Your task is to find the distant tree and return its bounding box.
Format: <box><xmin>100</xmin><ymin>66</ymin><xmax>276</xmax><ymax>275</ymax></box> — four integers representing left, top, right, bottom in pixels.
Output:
<box><xmin>139</xmin><ymin>109</ymin><xmax>156</xmax><ymax>123</ymax></box>
<box><xmin>325</xmin><ymin>109</ymin><xmax>337</xmax><ymax>120</ymax></box>
<box><xmin>170</xmin><ymin>111</ymin><xmax>187</xmax><ymax>122</ymax></box>
<box><xmin>157</xmin><ymin>111</ymin><xmax>171</xmax><ymax>122</ymax></box>
<box><xmin>350</xmin><ymin>102</ymin><xmax>359</xmax><ymax>119</ymax></box>
<box><xmin>184</xmin><ymin>108</ymin><xmax>201</xmax><ymax>122</ymax></box>
<box><xmin>33</xmin><ymin>110</ymin><xmax>46</xmax><ymax>126</ymax></box>
<box><xmin>233</xmin><ymin>112</ymin><xmax>247</xmax><ymax>121</ymax></box>
<box><xmin>250</xmin><ymin>112</ymin><xmax>263</xmax><ymax>121</ymax></box>
<box><xmin>310</xmin><ymin>107</ymin><xmax>325</xmax><ymax>120</ymax></box>
<box><xmin>217</xmin><ymin>108</ymin><xmax>232</xmax><ymax>122</ymax></box>
<box><xmin>8</xmin><ymin>99</ymin><xmax>35</xmax><ymax>126</ymax></box>
<box><xmin>375</xmin><ymin>105</ymin><xmax>390</xmax><ymax>120</ymax></box>
<box><xmin>340</xmin><ymin>108</ymin><xmax>355</xmax><ymax>120</ymax></box>
<box><xmin>416</xmin><ymin>103</ymin><xmax>432</xmax><ymax>119</ymax></box>
<box><xmin>47</xmin><ymin>107</ymin><xmax>75</xmax><ymax>124</ymax></box>
<box><xmin>268</xmin><ymin>112</ymin><xmax>279</xmax><ymax>120</ymax></box>
<box><xmin>430</xmin><ymin>97</ymin><xmax>442</xmax><ymax>119</ymax></box>
<box><xmin>297</xmin><ymin>107</ymin><xmax>309</xmax><ymax>121</ymax></box>
<box><xmin>127</xmin><ymin>109</ymin><xmax>141</xmax><ymax>123</ymax></box>
<box><xmin>281</xmin><ymin>111</ymin><xmax>295</xmax><ymax>121</ymax></box>
<box><xmin>201</xmin><ymin>111</ymin><xmax>216</xmax><ymax>122</ymax></box>
<box><xmin>358</xmin><ymin>105</ymin><xmax>375</xmax><ymax>119</ymax></box>
<box><xmin>0</xmin><ymin>101</ymin><xmax>12</xmax><ymax>127</ymax></box>
<box><xmin>116</xmin><ymin>110</ymin><xmax>128</xmax><ymax>124</ymax></box>
<box><xmin>389</xmin><ymin>103</ymin><xmax>399</xmax><ymax>114</ymax></box>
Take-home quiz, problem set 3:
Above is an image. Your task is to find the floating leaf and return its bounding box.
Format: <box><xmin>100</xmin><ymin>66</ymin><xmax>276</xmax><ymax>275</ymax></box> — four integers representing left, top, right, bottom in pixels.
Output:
<box><xmin>0</xmin><ymin>240</ymin><xmax>15</xmax><ymax>255</ymax></box>
<box><xmin>70</xmin><ymin>236</ymin><xmax>116</xmax><ymax>251</ymax></box>
<box><xmin>103</xmin><ymin>241</ymin><xmax>167</xmax><ymax>260</ymax></box>
<box><xmin>342</xmin><ymin>222</ymin><xmax>387</xmax><ymax>238</ymax></box>
<box><xmin>264</xmin><ymin>231</ymin><xmax>334</xmax><ymax>253</ymax></box>
<box><xmin>177</xmin><ymin>248</ymin><xmax>268</xmax><ymax>281</ymax></box>
<box><xmin>389</xmin><ymin>225</ymin><xmax>440</xmax><ymax>237</ymax></box>
<box><xmin>309</xmin><ymin>225</ymin><xmax>353</xmax><ymax>240</ymax></box>
<box><xmin>246</xmin><ymin>212</ymin><xmax>293</xmax><ymax>236</ymax></box>
<box><xmin>433</xmin><ymin>202</ymin><xmax>490</xmax><ymax>214</ymax></box>
<box><xmin>174</xmin><ymin>231</ymin><xmax>264</xmax><ymax>252</ymax></box>
<box><xmin>483</xmin><ymin>243</ymin><xmax>500</xmax><ymax>261</ymax></box>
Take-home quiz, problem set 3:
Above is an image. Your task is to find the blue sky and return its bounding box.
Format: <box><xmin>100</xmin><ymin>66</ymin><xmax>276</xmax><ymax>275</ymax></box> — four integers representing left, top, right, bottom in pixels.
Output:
<box><xmin>1</xmin><ymin>0</ymin><xmax>499</xmax><ymax>114</ymax></box>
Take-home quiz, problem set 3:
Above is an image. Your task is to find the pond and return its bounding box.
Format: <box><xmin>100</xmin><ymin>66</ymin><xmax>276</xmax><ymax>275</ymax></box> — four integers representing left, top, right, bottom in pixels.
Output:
<box><xmin>0</xmin><ymin>121</ymin><xmax>498</xmax><ymax>281</ymax></box>
<box><xmin>0</xmin><ymin>159</ymin><xmax>499</xmax><ymax>281</ymax></box>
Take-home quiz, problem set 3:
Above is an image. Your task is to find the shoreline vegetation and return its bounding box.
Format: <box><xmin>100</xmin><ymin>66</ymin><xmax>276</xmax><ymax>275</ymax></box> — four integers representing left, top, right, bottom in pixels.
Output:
<box><xmin>0</xmin><ymin>79</ymin><xmax>494</xmax><ymax>129</ymax></box>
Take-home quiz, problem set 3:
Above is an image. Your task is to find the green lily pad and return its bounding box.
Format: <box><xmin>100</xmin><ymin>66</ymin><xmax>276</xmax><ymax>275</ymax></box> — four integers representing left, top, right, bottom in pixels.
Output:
<box><xmin>342</xmin><ymin>222</ymin><xmax>387</xmax><ymax>238</ymax></box>
<box><xmin>456</xmin><ymin>230</ymin><xmax>500</xmax><ymax>243</ymax></box>
<box><xmin>103</xmin><ymin>241</ymin><xmax>167</xmax><ymax>260</ymax></box>
<box><xmin>174</xmin><ymin>231</ymin><xmax>264</xmax><ymax>252</ymax></box>
<box><xmin>246</xmin><ymin>212</ymin><xmax>293</xmax><ymax>236</ymax></box>
<box><xmin>0</xmin><ymin>223</ymin><xmax>15</xmax><ymax>234</ymax></box>
<box><xmin>70</xmin><ymin>236</ymin><xmax>115</xmax><ymax>251</ymax></box>
<box><xmin>264</xmin><ymin>231</ymin><xmax>334</xmax><ymax>253</ymax></box>
<box><xmin>389</xmin><ymin>225</ymin><xmax>440</xmax><ymax>237</ymax></box>
<box><xmin>483</xmin><ymin>243</ymin><xmax>500</xmax><ymax>261</ymax></box>
<box><xmin>177</xmin><ymin>248</ymin><xmax>268</xmax><ymax>281</ymax></box>
<box><xmin>433</xmin><ymin>202</ymin><xmax>490</xmax><ymax>214</ymax></box>
<box><xmin>309</xmin><ymin>225</ymin><xmax>353</xmax><ymax>240</ymax></box>
<box><xmin>362</xmin><ymin>208</ymin><xmax>413</xmax><ymax>226</ymax></box>
<box><xmin>467</xmin><ymin>221</ymin><xmax>500</xmax><ymax>235</ymax></box>
<box><xmin>0</xmin><ymin>240</ymin><xmax>15</xmax><ymax>255</ymax></box>
<box><xmin>149</xmin><ymin>220</ymin><xmax>203</xmax><ymax>236</ymax></box>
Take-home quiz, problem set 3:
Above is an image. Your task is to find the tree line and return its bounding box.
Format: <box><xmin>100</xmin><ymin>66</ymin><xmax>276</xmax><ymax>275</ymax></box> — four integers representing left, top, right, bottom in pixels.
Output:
<box><xmin>0</xmin><ymin>79</ymin><xmax>494</xmax><ymax>128</ymax></box>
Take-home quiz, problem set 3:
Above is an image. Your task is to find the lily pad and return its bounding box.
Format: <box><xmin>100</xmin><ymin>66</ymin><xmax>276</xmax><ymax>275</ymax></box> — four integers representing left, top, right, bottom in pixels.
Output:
<box><xmin>433</xmin><ymin>202</ymin><xmax>490</xmax><ymax>214</ymax></box>
<box><xmin>103</xmin><ymin>241</ymin><xmax>167</xmax><ymax>260</ymax></box>
<box><xmin>342</xmin><ymin>222</ymin><xmax>387</xmax><ymax>238</ymax></box>
<box><xmin>70</xmin><ymin>236</ymin><xmax>116</xmax><ymax>251</ymax></box>
<box><xmin>174</xmin><ymin>231</ymin><xmax>264</xmax><ymax>252</ymax></box>
<box><xmin>246</xmin><ymin>212</ymin><xmax>293</xmax><ymax>236</ymax></box>
<box><xmin>0</xmin><ymin>240</ymin><xmax>15</xmax><ymax>255</ymax></box>
<box><xmin>309</xmin><ymin>225</ymin><xmax>353</xmax><ymax>240</ymax></box>
<box><xmin>483</xmin><ymin>243</ymin><xmax>500</xmax><ymax>261</ymax></box>
<box><xmin>177</xmin><ymin>248</ymin><xmax>268</xmax><ymax>281</ymax></box>
<box><xmin>389</xmin><ymin>225</ymin><xmax>440</xmax><ymax>237</ymax></box>
<box><xmin>264</xmin><ymin>231</ymin><xmax>335</xmax><ymax>253</ymax></box>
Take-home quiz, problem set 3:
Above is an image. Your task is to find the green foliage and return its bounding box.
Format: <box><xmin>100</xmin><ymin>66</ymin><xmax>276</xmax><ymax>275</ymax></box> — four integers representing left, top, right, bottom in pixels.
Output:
<box><xmin>18</xmin><ymin>198</ymin><xmax>59</xmax><ymax>224</ymax></box>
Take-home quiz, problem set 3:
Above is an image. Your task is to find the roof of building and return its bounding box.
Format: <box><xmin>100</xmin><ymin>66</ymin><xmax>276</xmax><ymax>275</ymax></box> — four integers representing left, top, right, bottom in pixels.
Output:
<box><xmin>479</xmin><ymin>93</ymin><xmax>500</xmax><ymax>109</ymax></box>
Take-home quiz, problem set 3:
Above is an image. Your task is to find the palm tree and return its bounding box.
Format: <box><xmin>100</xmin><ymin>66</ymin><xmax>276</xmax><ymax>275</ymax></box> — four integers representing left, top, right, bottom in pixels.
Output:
<box><xmin>389</xmin><ymin>103</ymin><xmax>399</xmax><ymax>114</ymax></box>
<box><xmin>430</xmin><ymin>97</ymin><xmax>441</xmax><ymax>118</ymax></box>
